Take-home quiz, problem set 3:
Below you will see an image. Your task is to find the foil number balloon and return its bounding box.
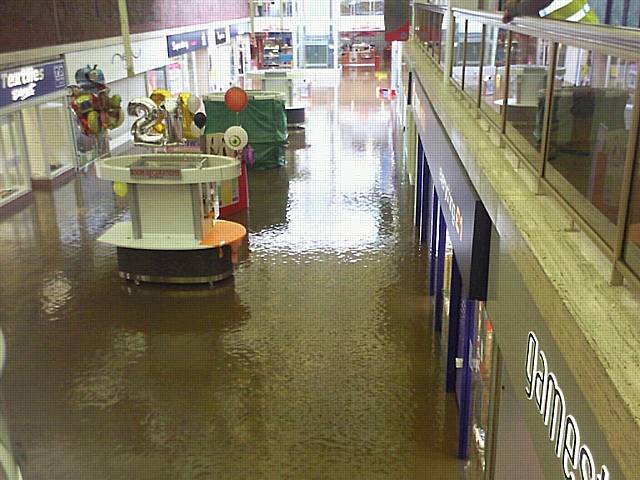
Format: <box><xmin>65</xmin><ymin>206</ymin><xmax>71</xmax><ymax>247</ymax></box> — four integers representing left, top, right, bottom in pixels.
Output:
<box><xmin>128</xmin><ymin>93</ymin><xmax>208</xmax><ymax>147</ymax></box>
<box><xmin>128</xmin><ymin>97</ymin><xmax>164</xmax><ymax>146</ymax></box>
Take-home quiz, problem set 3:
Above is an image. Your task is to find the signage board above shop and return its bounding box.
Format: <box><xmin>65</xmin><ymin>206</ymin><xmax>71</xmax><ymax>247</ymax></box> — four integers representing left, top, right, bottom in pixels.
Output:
<box><xmin>214</xmin><ymin>27</ymin><xmax>228</xmax><ymax>46</ymax></box>
<box><xmin>166</xmin><ymin>30</ymin><xmax>209</xmax><ymax>58</ymax></box>
<box><xmin>413</xmin><ymin>78</ymin><xmax>491</xmax><ymax>300</ymax></box>
<box><xmin>229</xmin><ymin>22</ymin><xmax>250</xmax><ymax>37</ymax></box>
<box><xmin>0</xmin><ymin>60</ymin><xmax>67</xmax><ymax>109</ymax></box>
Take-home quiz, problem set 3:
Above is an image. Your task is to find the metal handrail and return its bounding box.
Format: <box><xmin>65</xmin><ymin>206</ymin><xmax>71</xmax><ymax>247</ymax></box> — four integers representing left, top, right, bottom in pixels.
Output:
<box><xmin>452</xmin><ymin>7</ymin><xmax>640</xmax><ymax>60</ymax></box>
<box><xmin>414</xmin><ymin>3</ymin><xmax>447</xmax><ymax>15</ymax></box>
<box><xmin>411</xmin><ymin>5</ymin><xmax>640</xmax><ymax>290</ymax></box>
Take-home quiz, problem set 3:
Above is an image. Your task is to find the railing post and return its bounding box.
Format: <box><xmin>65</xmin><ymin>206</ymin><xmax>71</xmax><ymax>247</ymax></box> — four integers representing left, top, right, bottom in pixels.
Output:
<box><xmin>461</xmin><ymin>20</ymin><xmax>469</xmax><ymax>91</ymax></box>
<box><xmin>538</xmin><ymin>42</ymin><xmax>559</xmax><ymax>189</ymax></box>
<box><xmin>476</xmin><ymin>24</ymin><xmax>487</xmax><ymax>112</ymax></box>
<box><xmin>500</xmin><ymin>30</ymin><xmax>513</xmax><ymax>139</ymax></box>
<box><xmin>609</xmin><ymin>71</ymin><xmax>640</xmax><ymax>285</ymax></box>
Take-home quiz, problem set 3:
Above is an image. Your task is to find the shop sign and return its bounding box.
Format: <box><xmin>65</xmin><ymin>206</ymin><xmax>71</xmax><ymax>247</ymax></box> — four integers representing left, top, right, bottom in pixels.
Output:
<box><xmin>414</xmin><ymin>78</ymin><xmax>491</xmax><ymax>300</ymax></box>
<box><xmin>0</xmin><ymin>60</ymin><xmax>66</xmax><ymax>108</ymax></box>
<box><xmin>214</xmin><ymin>28</ymin><xmax>228</xmax><ymax>46</ymax></box>
<box><xmin>167</xmin><ymin>30</ymin><xmax>209</xmax><ymax>57</ymax></box>
<box><xmin>230</xmin><ymin>22</ymin><xmax>250</xmax><ymax>37</ymax></box>
<box><xmin>525</xmin><ymin>332</ymin><xmax>610</xmax><ymax>480</ymax></box>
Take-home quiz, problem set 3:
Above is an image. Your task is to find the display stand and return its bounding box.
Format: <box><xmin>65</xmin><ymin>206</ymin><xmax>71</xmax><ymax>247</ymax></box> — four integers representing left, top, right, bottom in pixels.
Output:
<box><xmin>96</xmin><ymin>153</ymin><xmax>246</xmax><ymax>285</ymax></box>
<box><xmin>203</xmin><ymin>91</ymin><xmax>288</xmax><ymax>170</ymax></box>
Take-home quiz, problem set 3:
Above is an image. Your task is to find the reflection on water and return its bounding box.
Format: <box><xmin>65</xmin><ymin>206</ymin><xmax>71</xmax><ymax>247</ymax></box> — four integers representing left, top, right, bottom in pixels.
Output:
<box><xmin>0</xmin><ymin>72</ymin><xmax>461</xmax><ymax>479</ymax></box>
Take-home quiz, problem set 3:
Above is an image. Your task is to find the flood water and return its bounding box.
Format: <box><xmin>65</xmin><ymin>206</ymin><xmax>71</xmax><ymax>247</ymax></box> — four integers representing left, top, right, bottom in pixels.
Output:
<box><xmin>0</xmin><ymin>71</ymin><xmax>462</xmax><ymax>479</ymax></box>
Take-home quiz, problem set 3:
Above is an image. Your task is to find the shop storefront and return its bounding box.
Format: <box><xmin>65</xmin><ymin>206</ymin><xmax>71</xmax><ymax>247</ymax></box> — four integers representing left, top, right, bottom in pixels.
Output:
<box><xmin>166</xmin><ymin>30</ymin><xmax>211</xmax><ymax>96</ymax></box>
<box><xmin>412</xmin><ymin>70</ymin><xmax>625</xmax><ymax>479</ymax></box>
<box><xmin>0</xmin><ymin>59</ymin><xmax>75</xmax><ymax>204</ymax></box>
<box><xmin>483</xmin><ymin>229</ymin><xmax>626</xmax><ymax>479</ymax></box>
<box><xmin>209</xmin><ymin>26</ymin><xmax>234</xmax><ymax>92</ymax></box>
<box><xmin>412</xmin><ymin>76</ymin><xmax>493</xmax><ymax>462</ymax></box>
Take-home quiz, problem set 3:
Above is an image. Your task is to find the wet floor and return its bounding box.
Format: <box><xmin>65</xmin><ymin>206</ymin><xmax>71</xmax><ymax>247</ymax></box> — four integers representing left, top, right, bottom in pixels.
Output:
<box><xmin>0</xmin><ymin>71</ymin><xmax>462</xmax><ymax>479</ymax></box>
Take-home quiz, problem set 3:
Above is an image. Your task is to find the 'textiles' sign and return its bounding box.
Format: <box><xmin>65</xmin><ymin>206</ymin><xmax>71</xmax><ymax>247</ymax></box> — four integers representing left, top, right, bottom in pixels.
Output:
<box><xmin>526</xmin><ymin>332</ymin><xmax>610</xmax><ymax>480</ymax></box>
<box><xmin>0</xmin><ymin>60</ymin><xmax>66</xmax><ymax>108</ymax></box>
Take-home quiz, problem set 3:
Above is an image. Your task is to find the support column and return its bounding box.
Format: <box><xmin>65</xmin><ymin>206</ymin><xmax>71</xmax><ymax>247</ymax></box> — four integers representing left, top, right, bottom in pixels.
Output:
<box><xmin>429</xmin><ymin>192</ymin><xmax>439</xmax><ymax>297</ymax></box>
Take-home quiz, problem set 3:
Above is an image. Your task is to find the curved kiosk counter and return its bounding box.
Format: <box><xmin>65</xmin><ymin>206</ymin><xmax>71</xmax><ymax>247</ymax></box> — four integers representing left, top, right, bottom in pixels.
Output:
<box><xmin>96</xmin><ymin>154</ymin><xmax>246</xmax><ymax>285</ymax></box>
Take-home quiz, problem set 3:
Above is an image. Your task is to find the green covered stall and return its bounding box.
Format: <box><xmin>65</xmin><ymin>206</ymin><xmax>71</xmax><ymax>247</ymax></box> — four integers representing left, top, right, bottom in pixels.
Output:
<box><xmin>203</xmin><ymin>91</ymin><xmax>288</xmax><ymax>169</ymax></box>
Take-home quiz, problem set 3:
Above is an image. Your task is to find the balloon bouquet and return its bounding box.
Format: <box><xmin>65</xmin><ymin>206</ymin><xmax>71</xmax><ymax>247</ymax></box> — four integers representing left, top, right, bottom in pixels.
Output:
<box><xmin>68</xmin><ymin>65</ymin><xmax>124</xmax><ymax>137</ymax></box>
<box><xmin>128</xmin><ymin>89</ymin><xmax>208</xmax><ymax>148</ymax></box>
<box><xmin>127</xmin><ymin>86</ymin><xmax>251</xmax><ymax>158</ymax></box>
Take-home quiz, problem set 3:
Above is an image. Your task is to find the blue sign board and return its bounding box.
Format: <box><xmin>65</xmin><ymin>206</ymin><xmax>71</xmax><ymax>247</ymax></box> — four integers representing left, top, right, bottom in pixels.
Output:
<box><xmin>230</xmin><ymin>22</ymin><xmax>250</xmax><ymax>38</ymax></box>
<box><xmin>167</xmin><ymin>30</ymin><xmax>209</xmax><ymax>58</ymax></box>
<box><xmin>0</xmin><ymin>60</ymin><xmax>67</xmax><ymax>109</ymax></box>
<box><xmin>413</xmin><ymin>77</ymin><xmax>491</xmax><ymax>300</ymax></box>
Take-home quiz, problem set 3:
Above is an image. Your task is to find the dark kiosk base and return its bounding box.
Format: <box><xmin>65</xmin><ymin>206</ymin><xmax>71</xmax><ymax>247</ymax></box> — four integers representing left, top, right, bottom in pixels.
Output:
<box><xmin>286</xmin><ymin>106</ymin><xmax>306</xmax><ymax>127</ymax></box>
<box><xmin>116</xmin><ymin>246</ymin><xmax>233</xmax><ymax>285</ymax></box>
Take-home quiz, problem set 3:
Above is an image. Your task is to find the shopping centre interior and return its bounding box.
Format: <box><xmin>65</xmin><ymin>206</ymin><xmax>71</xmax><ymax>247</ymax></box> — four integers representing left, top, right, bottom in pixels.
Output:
<box><xmin>0</xmin><ymin>0</ymin><xmax>640</xmax><ymax>479</ymax></box>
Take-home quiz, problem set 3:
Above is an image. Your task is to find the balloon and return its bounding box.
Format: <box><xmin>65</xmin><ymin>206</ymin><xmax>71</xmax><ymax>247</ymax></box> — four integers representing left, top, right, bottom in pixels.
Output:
<box><xmin>181</xmin><ymin>93</ymin><xmax>207</xmax><ymax>139</ymax></box>
<box><xmin>224</xmin><ymin>126</ymin><xmax>248</xmax><ymax>151</ymax></box>
<box><xmin>68</xmin><ymin>66</ymin><xmax>124</xmax><ymax>137</ymax></box>
<box><xmin>113</xmin><ymin>182</ymin><xmax>128</xmax><ymax>197</ymax></box>
<box><xmin>224</xmin><ymin>87</ymin><xmax>248</xmax><ymax>113</ymax></box>
<box><xmin>162</xmin><ymin>98</ymin><xmax>184</xmax><ymax>145</ymax></box>
<box><xmin>193</xmin><ymin>112</ymin><xmax>207</xmax><ymax>129</ymax></box>
<box><xmin>187</xmin><ymin>94</ymin><xmax>202</xmax><ymax>114</ymax></box>
<box><xmin>128</xmin><ymin>97</ymin><xmax>164</xmax><ymax>146</ymax></box>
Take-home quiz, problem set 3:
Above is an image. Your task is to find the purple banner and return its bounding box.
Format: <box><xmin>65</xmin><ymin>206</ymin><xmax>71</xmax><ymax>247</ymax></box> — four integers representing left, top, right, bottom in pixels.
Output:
<box><xmin>0</xmin><ymin>60</ymin><xmax>67</xmax><ymax>109</ymax></box>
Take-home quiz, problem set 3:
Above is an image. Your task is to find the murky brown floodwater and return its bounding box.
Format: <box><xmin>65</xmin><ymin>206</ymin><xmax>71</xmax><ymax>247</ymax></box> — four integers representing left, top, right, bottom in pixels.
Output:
<box><xmin>0</xmin><ymin>71</ymin><xmax>462</xmax><ymax>479</ymax></box>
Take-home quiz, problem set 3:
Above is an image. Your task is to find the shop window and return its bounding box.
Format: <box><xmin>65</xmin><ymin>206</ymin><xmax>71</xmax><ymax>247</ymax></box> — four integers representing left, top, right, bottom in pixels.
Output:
<box><xmin>503</xmin><ymin>34</ymin><xmax>551</xmax><ymax>170</ymax></box>
<box><xmin>0</xmin><ymin>112</ymin><xmax>29</xmax><ymax>200</ymax></box>
<box><xmin>146</xmin><ymin>68</ymin><xmax>167</xmax><ymax>93</ymax></box>
<box><xmin>623</xmin><ymin>147</ymin><xmax>640</xmax><ymax>276</ymax></box>
<box><xmin>439</xmin><ymin>13</ymin><xmax>449</xmax><ymax>70</ymax></box>
<box><xmin>441</xmin><ymin>232</ymin><xmax>454</xmax><ymax>336</ymax></box>
<box><xmin>480</xmin><ymin>27</ymin><xmax>509</xmax><ymax>125</ymax></box>
<box><xmin>254</xmin><ymin>0</ymin><xmax>294</xmax><ymax>17</ymax></box>
<box><xmin>466</xmin><ymin>302</ymin><xmax>494</xmax><ymax>477</ymax></box>
<box><xmin>463</xmin><ymin>22</ymin><xmax>483</xmax><ymax>100</ymax></box>
<box><xmin>340</xmin><ymin>0</ymin><xmax>384</xmax><ymax>16</ymax></box>
<box><xmin>21</xmin><ymin>102</ymin><xmax>75</xmax><ymax>179</ymax></box>
<box><xmin>432</xmin><ymin>13</ymin><xmax>444</xmax><ymax>65</ymax></box>
<box><xmin>545</xmin><ymin>45</ymin><xmax>636</xmax><ymax>246</ymax></box>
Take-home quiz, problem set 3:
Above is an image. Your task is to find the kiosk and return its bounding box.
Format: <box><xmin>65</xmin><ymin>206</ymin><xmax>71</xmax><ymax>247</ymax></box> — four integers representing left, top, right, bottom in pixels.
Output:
<box><xmin>96</xmin><ymin>153</ymin><xmax>246</xmax><ymax>285</ymax></box>
<box><xmin>245</xmin><ymin>70</ymin><xmax>306</xmax><ymax>127</ymax></box>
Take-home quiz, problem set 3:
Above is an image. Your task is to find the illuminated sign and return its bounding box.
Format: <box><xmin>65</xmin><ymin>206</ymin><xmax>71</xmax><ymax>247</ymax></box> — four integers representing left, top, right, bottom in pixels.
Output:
<box><xmin>414</xmin><ymin>77</ymin><xmax>491</xmax><ymax>300</ymax></box>
<box><xmin>167</xmin><ymin>30</ymin><xmax>209</xmax><ymax>57</ymax></box>
<box><xmin>439</xmin><ymin>167</ymin><xmax>464</xmax><ymax>242</ymax></box>
<box><xmin>526</xmin><ymin>332</ymin><xmax>610</xmax><ymax>480</ymax></box>
<box><xmin>0</xmin><ymin>60</ymin><xmax>66</xmax><ymax>108</ymax></box>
